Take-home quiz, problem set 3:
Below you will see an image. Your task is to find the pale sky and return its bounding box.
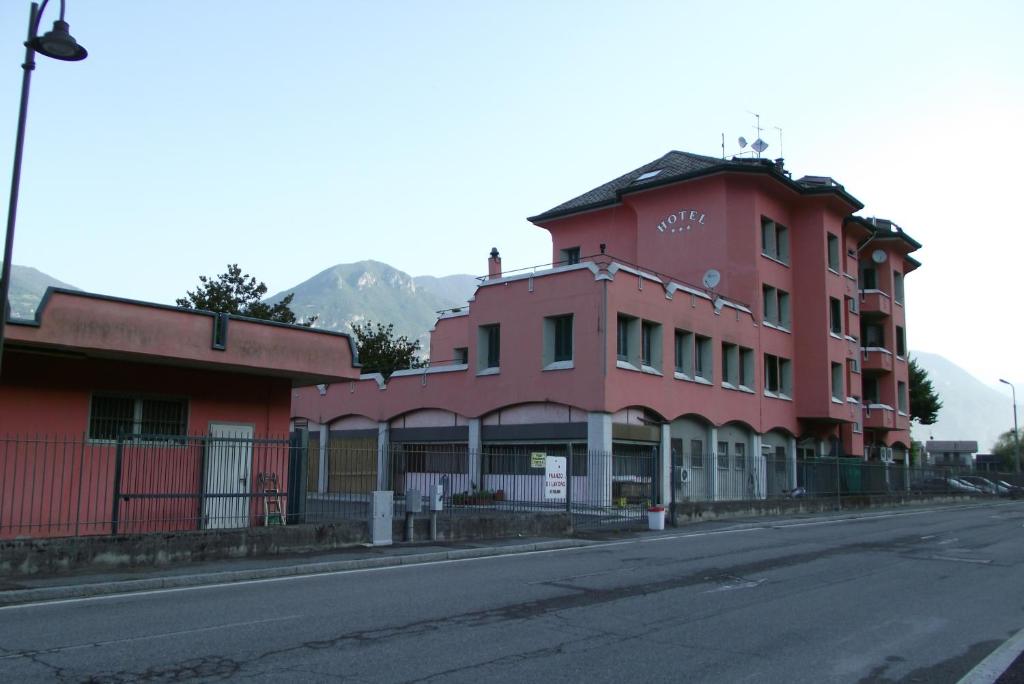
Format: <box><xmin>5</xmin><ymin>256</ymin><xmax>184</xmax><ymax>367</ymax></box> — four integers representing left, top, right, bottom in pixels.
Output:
<box><xmin>1</xmin><ymin>0</ymin><xmax>1022</xmax><ymax>389</ymax></box>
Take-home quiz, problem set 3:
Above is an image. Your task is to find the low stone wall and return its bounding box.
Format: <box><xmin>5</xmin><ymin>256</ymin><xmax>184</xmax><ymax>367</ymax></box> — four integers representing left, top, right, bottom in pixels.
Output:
<box><xmin>397</xmin><ymin>512</ymin><xmax>572</xmax><ymax>543</ymax></box>
<box><xmin>671</xmin><ymin>492</ymin><xmax>970</xmax><ymax>524</ymax></box>
<box><xmin>0</xmin><ymin>521</ymin><xmax>367</xmax><ymax>577</ymax></box>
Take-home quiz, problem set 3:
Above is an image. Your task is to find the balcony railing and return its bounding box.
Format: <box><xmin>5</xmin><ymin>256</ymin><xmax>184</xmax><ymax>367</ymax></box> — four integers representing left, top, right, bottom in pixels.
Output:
<box><xmin>864</xmin><ymin>404</ymin><xmax>895</xmax><ymax>430</ymax></box>
<box><xmin>861</xmin><ymin>347</ymin><xmax>894</xmax><ymax>373</ymax></box>
<box><xmin>859</xmin><ymin>289</ymin><xmax>891</xmax><ymax>316</ymax></box>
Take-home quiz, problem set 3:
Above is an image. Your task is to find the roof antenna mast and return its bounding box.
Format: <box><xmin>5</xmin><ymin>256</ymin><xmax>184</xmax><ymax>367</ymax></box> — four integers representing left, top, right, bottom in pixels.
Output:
<box><xmin>746</xmin><ymin>110</ymin><xmax>768</xmax><ymax>158</ymax></box>
<box><xmin>774</xmin><ymin>126</ymin><xmax>784</xmax><ymax>159</ymax></box>
<box><xmin>721</xmin><ymin>132</ymin><xmax>725</xmax><ymax>159</ymax></box>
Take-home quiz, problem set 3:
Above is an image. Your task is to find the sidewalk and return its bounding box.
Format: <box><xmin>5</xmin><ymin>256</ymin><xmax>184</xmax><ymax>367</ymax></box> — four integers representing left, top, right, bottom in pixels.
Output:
<box><xmin>0</xmin><ymin>535</ymin><xmax>596</xmax><ymax>606</ymax></box>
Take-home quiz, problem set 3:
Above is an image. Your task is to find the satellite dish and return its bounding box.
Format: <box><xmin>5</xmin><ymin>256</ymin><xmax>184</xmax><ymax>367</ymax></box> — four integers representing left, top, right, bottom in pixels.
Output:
<box><xmin>738</xmin><ymin>136</ymin><xmax>748</xmax><ymax>148</ymax></box>
<box><xmin>751</xmin><ymin>138</ymin><xmax>769</xmax><ymax>153</ymax></box>
<box><xmin>702</xmin><ymin>269</ymin><xmax>721</xmax><ymax>290</ymax></box>
<box><xmin>871</xmin><ymin>249</ymin><xmax>887</xmax><ymax>264</ymax></box>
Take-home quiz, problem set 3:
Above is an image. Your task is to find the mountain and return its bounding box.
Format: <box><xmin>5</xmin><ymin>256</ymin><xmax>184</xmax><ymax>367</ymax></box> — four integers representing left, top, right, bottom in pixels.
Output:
<box><xmin>413</xmin><ymin>274</ymin><xmax>478</xmax><ymax>308</ymax></box>
<box><xmin>268</xmin><ymin>261</ymin><xmax>478</xmax><ymax>342</ymax></box>
<box><xmin>910</xmin><ymin>351</ymin><xmax>1010</xmax><ymax>452</ymax></box>
<box><xmin>6</xmin><ymin>264</ymin><xmax>78</xmax><ymax>319</ymax></box>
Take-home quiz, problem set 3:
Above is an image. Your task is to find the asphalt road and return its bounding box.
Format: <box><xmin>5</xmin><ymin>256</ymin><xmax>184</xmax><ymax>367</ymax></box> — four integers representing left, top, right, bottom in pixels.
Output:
<box><xmin>2</xmin><ymin>502</ymin><xmax>1022</xmax><ymax>683</ymax></box>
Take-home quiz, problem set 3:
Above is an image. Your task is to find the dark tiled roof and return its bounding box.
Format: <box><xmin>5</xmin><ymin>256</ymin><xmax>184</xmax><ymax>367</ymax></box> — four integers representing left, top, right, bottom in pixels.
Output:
<box><xmin>528</xmin><ymin>150</ymin><xmax>864</xmax><ymax>223</ymax></box>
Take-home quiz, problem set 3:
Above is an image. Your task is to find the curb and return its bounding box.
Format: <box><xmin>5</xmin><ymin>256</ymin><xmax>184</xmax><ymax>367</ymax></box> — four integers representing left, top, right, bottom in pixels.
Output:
<box><xmin>958</xmin><ymin>625</ymin><xmax>1024</xmax><ymax>684</ymax></box>
<box><xmin>0</xmin><ymin>539</ymin><xmax>595</xmax><ymax>607</ymax></box>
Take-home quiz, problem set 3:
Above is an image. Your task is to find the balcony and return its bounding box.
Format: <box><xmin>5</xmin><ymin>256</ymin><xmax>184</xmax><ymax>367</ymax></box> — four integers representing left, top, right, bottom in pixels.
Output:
<box><xmin>864</xmin><ymin>404</ymin><xmax>895</xmax><ymax>430</ymax></box>
<box><xmin>859</xmin><ymin>289</ymin><xmax>891</xmax><ymax>316</ymax></box>
<box><xmin>861</xmin><ymin>347</ymin><xmax>894</xmax><ymax>373</ymax></box>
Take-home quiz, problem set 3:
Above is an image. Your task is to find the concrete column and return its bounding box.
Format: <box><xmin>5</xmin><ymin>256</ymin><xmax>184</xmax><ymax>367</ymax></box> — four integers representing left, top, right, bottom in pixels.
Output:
<box><xmin>376</xmin><ymin>422</ymin><xmax>390</xmax><ymax>491</ymax></box>
<box><xmin>318</xmin><ymin>423</ymin><xmax>329</xmax><ymax>494</ymax></box>
<box><xmin>903</xmin><ymin>453</ymin><xmax>910</xmax><ymax>492</ymax></box>
<box><xmin>660</xmin><ymin>423</ymin><xmax>672</xmax><ymax>506</ymax></box>
<box><xmin>751</xmin><ymin>433</ymin><xmax>765</xmax><ymax>499</ymax></box>
<box><xmin>708</xmin><ymin>425</ymin><xmax>720</xmax><ymax>501</ymax></box>
<box><xmin>587</xmin><ymin>412</ymin><xmax>613</xmax><ymax>507</ymax></box>
<box><xmin>787</xmin><ymin>435</ymin><xmax>798</xmax><ymax>491</ymax></box>
<box><xmin>467</xmin><ymin>418</ymin><xmax>482</xmax><ymax>491</ymax></box>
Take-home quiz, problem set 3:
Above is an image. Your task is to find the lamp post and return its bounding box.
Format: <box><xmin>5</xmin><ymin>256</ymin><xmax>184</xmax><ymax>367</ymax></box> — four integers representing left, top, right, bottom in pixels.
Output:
<box><xmin>998</xmin><ymin>379</ymin><xmax>1021</xmax><ymax>474</ymax></box>
<box><xmin>0</xmin><ymin>0</ymin><xmax>87</xmax><ymax>376</ymax></box>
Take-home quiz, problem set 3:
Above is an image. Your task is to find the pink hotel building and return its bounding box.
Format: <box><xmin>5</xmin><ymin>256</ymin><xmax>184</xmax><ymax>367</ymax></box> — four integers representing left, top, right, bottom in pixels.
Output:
<box><xmin>291</xmin><ymin>151</ymin><xmax>921</xmax><ymax>503</ymax></box>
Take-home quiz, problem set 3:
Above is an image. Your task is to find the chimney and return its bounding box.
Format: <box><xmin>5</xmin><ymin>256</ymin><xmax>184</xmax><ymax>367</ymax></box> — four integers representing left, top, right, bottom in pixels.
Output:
<box><xmin>773</xmin><ymin>157</ymin><xmax>785</xmax><ymax>173</ymax></box>
<box><xmin>488</xmin><ymin>247</ymin><xmax>502</xmax><ymax>280</ymax></box>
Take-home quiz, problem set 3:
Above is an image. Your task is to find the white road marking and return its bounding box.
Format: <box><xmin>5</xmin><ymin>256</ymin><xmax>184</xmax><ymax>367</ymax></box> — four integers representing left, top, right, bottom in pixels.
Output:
<box><xmin>938</xmin><ymin>538</ymin><xmax>959</xmax><ymax>545</ymax></box>
<box><xmin>921</xmin><ymin>535</ymin><xmax>937</xmax><ymax>540</ymax></box>
<box><xmin>0</xmin><ymin>615</ymin><xmax>301</xmax><ymax>660</ymax></box>
<box><xmin>927</xmin><ymin>556</ymin><xmax>991</xmax><ymax>565</ymax></box>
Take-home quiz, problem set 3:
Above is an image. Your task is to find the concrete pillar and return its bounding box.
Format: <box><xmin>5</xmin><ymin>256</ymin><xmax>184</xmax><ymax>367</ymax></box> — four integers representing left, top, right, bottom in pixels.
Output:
<box><xmin>468</xmin><ymin>418</ymin><xmax>482</xmax><ymax>491</ymax></box>
<box><xmin>787</xmin><ymin>435</ymin><xmax>798</xmax><ymax>491</ymax></box>
<box><xmin>751</xmin><ymin>433</ymin><xmax>765</xmax><ymax>499</ymax></box>
<box><xmin>660</xmin><ymin>423</ymin><xmax>672</xmax><ymax>506</ymax></box>
<box><xmin>318</xmin><ymin>423</ymin><xmax>329</xmax><ymax>494</ymax></box>
<box><xmin>708</xmin><ymin>425</ymin><xmax>720</xmax><ymax>501</ymax></box>
<box><xmin>587</xmin><ymin>412</ymin><xmax>613</xmax><ymax>507</ymax></box>
<box><xmin>903</xmin><ymin>453</ymin><xmax>910</xmax><ymax>492</ymax></box>
<box><xmin>376</xmin><ymin>422</ymin><xmax>390</xmax><ymax>491</ymax></box>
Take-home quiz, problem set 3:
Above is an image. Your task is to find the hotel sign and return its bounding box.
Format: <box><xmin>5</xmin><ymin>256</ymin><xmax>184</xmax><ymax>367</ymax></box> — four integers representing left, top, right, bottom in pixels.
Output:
<box><xmin>656</xmin><ymin>209</ymin><xmax>706</xmax><ymax>234</ymax></box>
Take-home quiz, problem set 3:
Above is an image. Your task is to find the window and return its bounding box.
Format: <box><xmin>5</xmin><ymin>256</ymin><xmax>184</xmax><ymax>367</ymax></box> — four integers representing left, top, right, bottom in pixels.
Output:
<box><xmin>898</xmin><ymin>381</ymin><xmax>908</xmax><ymax>414</ymax></box>
<box><xmin>863</xmin><ymin>323</ymin><xmax>885</xmax><ymax>348</ymax></box>
<box><xmin>761</xmin><ymin>217</ymin><xmax>790</xmax><ymax>264</ymax></box>
<box><xmin>860</xmin><ymin>265</ymin><xmax>877</xmax><ymax>290</ymax></box>
<box><xmin>762</xmin><ymin>286</ymin><xmax>791</xmax><ymax>329</ymax></box>
<box><xmin>89</xmin><ymin>395</ymin><xmax>187</xmax><ymax>440</ymax></box>
<box><xmin>453</xmin><ymin>347</ymin><xmax>468</xmax><ymax>365</ymax></box>
<box><xmin>739</xmin><ymin>347</ymin><xmax>754</xmax><ymax>389</ymax></box>
<box><xmin>848</xmin><ymin>357</ymin><xmax>860</xmax><ymax>374</ymax></box>
<box><xmin>827</xmin><ymin>233</ymin><xmax>840</xmax><ymax>272</ymax></box>
<box><xmin>722</xmin><ymin>342</ymin><xmax>738</xmax><ymax>386</ymax></box>
<box><xmin>846</xmin><ymin>295</ymin><xmax>858</xmax><ymax>316</ymax></box>
<box><xmin>863</xmin><ymin>376</ymin><xmax>879</xmax><ymax>404</ymax></box>
<box><xmin>690</xmin><ymin>439</ymin><xmax>704</xmax><ymax>468</ymax></box>
<box><xmin>893</xmin><ymin>271</ymin><xmax>905</xmax><ymax>304</ymax></box>
<box><xmin>398</xmin><ymin>443</ymin><xmax>469</xmax><ymax>473</ymax></box>
<box><xmin>560</xmin><ymin>246</ymin><xmax>581</xmax><ymax>265</ymax></box>
<box><xmin>641</xmin><ymin>321</ymin><xmax>660</xmax><ymax>368</ymax></box>
<box><xmin>734</xmin><ymin>442</ymin><xmax>746</xmax><ymax>470</ymax></box>
<box><xmin>674</xmin><ymin>329</ymin><xmax>694</xmax><ymax>376</ymax></box>
<box><xmin>478</xmin><ymin>324</ymin><xmax>500</xmax><ymax>370</ymax></box>
<box><xmin>482</xmin><ymin>443</ymin><xmax>587</xmax><ymax>476</ymax></box>
<box><xmin>829</xmin><ymin>297</ymin><xmax>843</xmax><ymax>336</ymax></box>
<box><xmin>543</xmin><ymin>314</ymin><xmax>573</xmax><ymax>366</ymax></box>
<box><xmin>831</xmin><ymin>362</ymin><xmax>843</xmax><ymax>401</ymax></box>
<box><xmin>717</xmin><ymin>441</ymin><xmax>729</xmax><ymax>469</ymax></box>
<box><xmin>694</xmin><ymin>335</ymin><xmax>712</xmax><ymax>381</ymax></box>
<box><xmin>617</xmin><ymin>315</ymin><xmax>629</xmax><ymax>361</ymax></box>
<box><xmin>764</xmin><ymin>354</ymin><xmax>792</xmax><ymax>397</ymax></box>
<box><xmin>895</xmin><ymin>326</ymin><xmax>906</xmax><ymax>358</ymax></box>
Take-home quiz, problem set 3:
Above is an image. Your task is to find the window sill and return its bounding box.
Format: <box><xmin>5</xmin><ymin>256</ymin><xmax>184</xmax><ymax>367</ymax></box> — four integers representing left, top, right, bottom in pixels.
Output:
<box><xmin>673</xmin><ymin>371</ymin><xmax>692</xmax><ymax>381</ymax></box>
<box><xmin>829</xmin><ymin>332</ymin><xmax>843</xmax><ymax>340</ymax></box>
<box><xmin>476</xmin><ymin>367</ymin><xmax>501</xmax><ymax>377</ymax></box>
<box><xmin>723</xmin><ymin>383</ymin><xmax>754</xmax><ymax>394</ymax></box>
<box><xmin>831</xmin><ymin>398</ymin><xmax>844</xmax><ymax>404</ymax></box>
<box><xmin>616</xmin><ymin>360</ymin><xmax>640</xmax><ymax>372</ymax></box>
<box><xmin>827</xmin><ymin>267</ymin><xmax>841</xmax><ymax>276</ymax></box>
<box><xmin>543</xmin><ymin>360</ymin><xmax>574</xmax><ymax>372</ymax></box>
<box><xmin>764</xmin><ymin>391</ymin><xmax>792</xmax><ymax>401</ymax></box>
<box><xmin>641</xmin><ymin>365</ymin><xmax>663</xmax><ymax>376</ymax></box>
<box><xmin>693</xmin><ymin>375</ymin><xmax>713</xmax><ymax>386</ymax></box>
<box><xmin>761</xmin><ymin>254</ymin><xmax>790</xmax><ymax>268</ymax></box>
<box><xmin>763</xmin><ymin>321</ymin><xmax>791</xmax><ymax>334</ymax></box>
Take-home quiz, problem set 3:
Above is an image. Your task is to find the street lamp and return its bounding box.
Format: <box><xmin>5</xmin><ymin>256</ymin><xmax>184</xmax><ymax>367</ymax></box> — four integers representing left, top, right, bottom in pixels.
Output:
<box><xmin>998</xmin><ymin>379</ymin><xmax>1021</xmax><ymax>474</ymax></box>
<box><xmin>0</xmin><ymin>0</ymin><xmax>87</xmax><ymax>376</ymax></box>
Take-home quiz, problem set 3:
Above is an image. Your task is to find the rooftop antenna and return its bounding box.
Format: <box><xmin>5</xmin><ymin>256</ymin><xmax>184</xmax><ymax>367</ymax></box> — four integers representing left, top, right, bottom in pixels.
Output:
<box><xmin>774</xmin><ymin>125</ymin><xmax>783</xmax><ymax>158</ymax></box>
<box><xmin>721</xmin><ymin>132</ymin><xmax>725</xmax><ymax>159</ymax></box>
<box><xmin>747</xmin><ymin>110</ymin><xmax>768</xmax><ymax>158</ymax></box>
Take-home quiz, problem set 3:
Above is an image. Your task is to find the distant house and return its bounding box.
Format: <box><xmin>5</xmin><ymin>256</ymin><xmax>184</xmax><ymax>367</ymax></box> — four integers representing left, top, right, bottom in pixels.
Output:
<box><xmin>925</xmin><ymin>441</ymin><xmax>978</xmax><ymax>469</ymax></box>
<box><xmin>0</xmin><ymin>288</ymin><xmax>359</xmax><ymax>538</ymax></box>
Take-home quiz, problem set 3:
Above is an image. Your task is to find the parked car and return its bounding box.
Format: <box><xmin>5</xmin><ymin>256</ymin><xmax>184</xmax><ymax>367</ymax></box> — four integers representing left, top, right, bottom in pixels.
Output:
<box><xmin>910</xmin><ymin>477</ymin><xmax>982</xmax><ymax>494</ymax></box>
<box><xmin>957</xmin><ymin>476</ymin><xmax>1000</xmax><ymax>494</ymax></box>
<box><xmin>997</xmin><ymin>480</ymin><xmax>1024</xmax><ymax>498</ymax></box>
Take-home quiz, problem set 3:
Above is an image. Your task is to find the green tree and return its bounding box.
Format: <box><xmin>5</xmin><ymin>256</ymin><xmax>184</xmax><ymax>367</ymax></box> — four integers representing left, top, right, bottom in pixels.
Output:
<box><xmin>909</xmin><ymin>356</ymin><xmax>942</xmax><ymax>425</ymax></box>
<box><xmin>992</xmin><ymin>429</ymin><xmax>1022</xmax><ymax>470</ymax></box>
<box><xmin>350</xmin><ymin>321</ymin><xmax>424</xmax><ymax>379</ymax></box>
<box><xmin>176</xmin><ymin>264</ymin><xmax>316</xmax><ymax>326</ymax></box>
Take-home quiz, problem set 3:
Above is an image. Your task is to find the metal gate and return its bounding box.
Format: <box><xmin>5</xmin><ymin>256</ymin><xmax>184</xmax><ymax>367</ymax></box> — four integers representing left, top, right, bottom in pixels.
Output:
<box><xmin>569</xmin><ymin>445</ymin><xmax>659</xmax><ymax>531</ymax></box>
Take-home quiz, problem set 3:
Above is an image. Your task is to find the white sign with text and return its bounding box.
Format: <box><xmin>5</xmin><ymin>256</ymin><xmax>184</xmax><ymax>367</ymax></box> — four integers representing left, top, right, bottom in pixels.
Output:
<box><xmin>544</xmin><ymin>456</ymin><xmax>567</xmax><ymax>501</ymax></box>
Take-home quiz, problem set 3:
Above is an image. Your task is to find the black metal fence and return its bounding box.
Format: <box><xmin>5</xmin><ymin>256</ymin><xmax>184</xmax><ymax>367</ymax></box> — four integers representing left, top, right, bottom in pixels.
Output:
<box><xmin>3</xmin><ymin>433</ymin><xmax>1022</xmax><ymax>541</ymax></box>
